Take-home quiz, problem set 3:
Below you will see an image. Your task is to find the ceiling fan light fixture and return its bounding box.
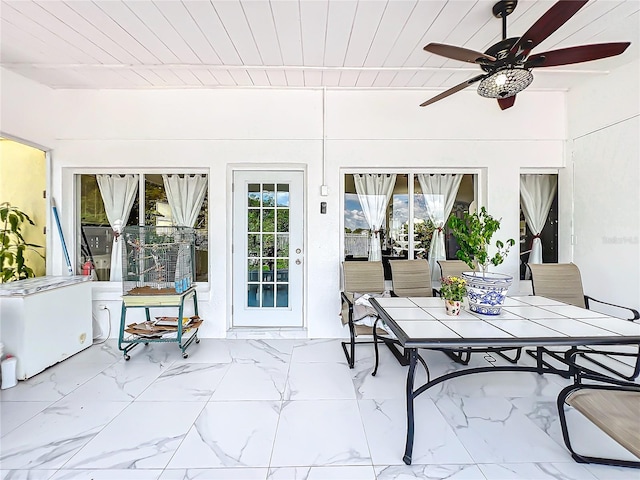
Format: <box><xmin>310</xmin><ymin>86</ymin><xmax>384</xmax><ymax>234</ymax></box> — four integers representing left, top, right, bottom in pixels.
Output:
<box><xmin>477</xmin><ymin>68</ymin><xmax>533</xmax><ymax>99</ymax></box>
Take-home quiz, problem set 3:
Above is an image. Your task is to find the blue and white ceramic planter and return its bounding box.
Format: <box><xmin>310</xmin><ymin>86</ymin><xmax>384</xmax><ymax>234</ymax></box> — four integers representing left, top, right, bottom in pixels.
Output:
<box><xmin>461</xmin><ymin>271</ymin><xmax>513</xmax><ymax>315</ymax></box>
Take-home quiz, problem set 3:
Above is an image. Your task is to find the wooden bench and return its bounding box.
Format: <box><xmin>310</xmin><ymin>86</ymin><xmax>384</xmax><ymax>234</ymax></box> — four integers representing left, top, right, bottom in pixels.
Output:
<box><xmin>557</xmin><ymin>381</ymin><xmax>640</xmax><ymax>468</ymax></box>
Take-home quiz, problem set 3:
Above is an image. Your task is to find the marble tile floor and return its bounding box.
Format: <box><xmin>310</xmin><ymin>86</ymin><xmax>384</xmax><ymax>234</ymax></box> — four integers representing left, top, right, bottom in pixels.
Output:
<box><xmin>0</xmin><ymin>339</ymin><xmax>637</xmax><ymax>480</ymax></box>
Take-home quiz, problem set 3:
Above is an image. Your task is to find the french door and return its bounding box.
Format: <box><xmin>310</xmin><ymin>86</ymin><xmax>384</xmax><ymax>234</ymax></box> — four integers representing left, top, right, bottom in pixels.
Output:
<box><xmin>232</xmin><ymin>170</ymin><xmax>304</xmax><ymax>327</ymax></box>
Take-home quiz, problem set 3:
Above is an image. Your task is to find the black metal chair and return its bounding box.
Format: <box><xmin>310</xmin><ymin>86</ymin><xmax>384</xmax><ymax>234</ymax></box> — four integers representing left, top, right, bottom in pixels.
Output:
<box><xmin>340</xmin><ymin>261</ymin><xmax>391</xmax><ymax>369</ymax></box>
<box><xmin>529</xmin><ymin>263</ymin><xmax>640</xmax><ymax>380</ymax></box>
<box><xmin>557</xmin><ymin>375</ymin><xmax>640</xmax><ymax>468</ymax></box>
<box><xmin>389</xmin><ymin>259</ymin><xmax>436</xmax><ymax>297</ymax></box>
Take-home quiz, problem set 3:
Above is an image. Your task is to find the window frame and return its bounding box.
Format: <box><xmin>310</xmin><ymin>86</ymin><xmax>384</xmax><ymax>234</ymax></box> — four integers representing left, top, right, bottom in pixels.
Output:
<box><xmin>74</xmin><ymin>169</ymin><xmax>210</xmax><ymax>285</ymax></box>
<box><xmin>341</xmin><ymin>168</ymin><xmax>482</xmax><ymax>262</ymax></box>
<box><xmin>519</xmin><ymin>168</ymin><xmax>560</xmax><ymax>280</ymax></box>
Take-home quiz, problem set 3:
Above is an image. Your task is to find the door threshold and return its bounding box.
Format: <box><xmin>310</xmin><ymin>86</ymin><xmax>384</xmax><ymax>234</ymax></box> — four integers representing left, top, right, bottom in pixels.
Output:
<box><xmin>227</xmin><ymin>327</ymin><xmax>308</xmax><ymax>340</ymax></box>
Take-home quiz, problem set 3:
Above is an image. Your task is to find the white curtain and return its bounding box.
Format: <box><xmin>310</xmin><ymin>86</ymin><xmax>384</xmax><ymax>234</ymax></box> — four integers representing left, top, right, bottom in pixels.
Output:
<box><xmin>417</xmin><ymin>174</ymin><xmax>463</xmax><ymax>282</ymax></box>
<box><xmin>162</xmin><ymin>174</ymin><xmax>208</xmax><ymax>227</ymax></box>
<box><xmin>520</xmin><ymin>174</ymin><xmax>557</xmax><ymax>265</ymax></box>
<box><xmin>96</xmin><ymin>174</ymin><xmax>139</xmax><ymax>281</ymax></box>
<box><xmin>353</xmin><ymin>174</ymin><xmax>397</xmax><ymax>261</ymax></box>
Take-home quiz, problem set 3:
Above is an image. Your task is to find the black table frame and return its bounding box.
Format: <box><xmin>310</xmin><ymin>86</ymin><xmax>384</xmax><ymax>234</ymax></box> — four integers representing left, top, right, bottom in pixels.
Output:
<box><xmin>370</xmin><ymin>297</ymin><xmax>640</xmax><ymax>465</ymax></box>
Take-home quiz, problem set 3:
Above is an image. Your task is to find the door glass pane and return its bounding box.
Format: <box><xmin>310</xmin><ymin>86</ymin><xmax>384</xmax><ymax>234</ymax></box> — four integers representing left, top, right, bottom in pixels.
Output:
<box><xmin>245</xmin><ymin>181</ymin><xmax>292</xmax><ymax>309</ymax></box>
<box><xmin>263</xmin><ymin>209</ymin><xmax>275</xmax><ymax>232</ymax></box>
<box><xmin>247</xmin><ymin>259</ymin><xmax>260</xmax><ymax>282</ymax></box>
<box><xmin>248</xmin><ymin>210</ymin><xmax>260</xmax><ymax>232</ymax></box>
<box><xmin>248</xmin><ymin>184</ymin><xmax>261</xmax><ymax>206</ymax></box>
<box><xmin>248</xmin><ymin>234</ymin><xmax>260</xmax><ymax>257</ymax></box>
<box><xmin>277</xmin><ymin>209</ymin><xmax>289</xmax><ymax>232</ymax></box>
<box><xmin>262</xmin><ymin>284</ymin><xmax>274</xmax><ymax>307</ymax></box>
<box><xmin>247</xmin><ymin>284</ymin><xmax>259</xmax><ymax>307</ymax></box>
<box><xmin>262</xmin><ymin>259</ymin><xmax>274</xmax><ymax>282</ymax></box>
<box><xmin>276</xmin><ymin>234</ymin><xmax>289</xmax><ymax>257</ymax></box>
<box><xmin>276</xmin><ymin>284</ymin><xmax>288</xmax><ymax>307</ymax></box>
<box><xmin>263</xmin><ymin>184</ymin><xmax>275</xmax><ymax>207</ymax></box>
<box><xmin>276</xmin><ymin>184</ymin><xmax>290</xmax><ymax>207</ymax></box>
<box><xmin>276</xmin><ymin>259</ymin><xmax>289</xmax><ymax>282</ymax></box>
<box><xmin>263</xmin><ymin>234</ymin><xmax>275</xmax><ymax>257</ymax></box>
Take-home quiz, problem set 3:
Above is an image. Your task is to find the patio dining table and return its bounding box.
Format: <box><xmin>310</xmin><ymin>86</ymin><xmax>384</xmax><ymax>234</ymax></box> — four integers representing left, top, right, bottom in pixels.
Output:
<box><xmin>369</xmin><ymin>295</ymin><xmax>640</xmax><ymax>465</ymax></box>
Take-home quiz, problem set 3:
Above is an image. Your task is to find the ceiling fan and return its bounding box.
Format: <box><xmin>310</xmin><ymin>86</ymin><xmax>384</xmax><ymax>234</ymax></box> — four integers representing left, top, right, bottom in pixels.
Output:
<box><xmin>420</xmin><ymin>0</ymin><xmax>631</xmax><ymax>110</ymax></box>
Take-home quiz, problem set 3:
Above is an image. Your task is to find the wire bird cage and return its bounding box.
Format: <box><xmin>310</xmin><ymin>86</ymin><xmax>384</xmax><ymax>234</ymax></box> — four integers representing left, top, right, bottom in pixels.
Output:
<box><xmin>121</xmin><ymin>226</ymin><xmax>195</xmax><ymax>295</ymax></box>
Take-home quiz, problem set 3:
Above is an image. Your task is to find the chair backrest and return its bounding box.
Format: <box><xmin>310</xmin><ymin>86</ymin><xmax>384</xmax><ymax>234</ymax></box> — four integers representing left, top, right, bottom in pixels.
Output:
<box><xmin>527</xmin><ymin>263</ymin><xmax>586</xmax><ymax>308</ymax></box>
<box><xmin>437</xmin><ymin>260</ymin><xmax>473</xmax><ymax>280</ymax></box>
<box><xmin>342</xmin><ymin>261</ymin><xmax>385</xmax><ymax>294</ymax></box>
<box><xmin>389</xmin><ymin>259</ymin><xmax>433</xmax><ymax>297</ymax></box>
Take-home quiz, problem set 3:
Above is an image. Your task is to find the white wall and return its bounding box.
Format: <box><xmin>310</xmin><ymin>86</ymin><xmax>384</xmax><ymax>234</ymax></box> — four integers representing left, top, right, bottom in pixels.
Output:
<box><xmin>0</xmin><ymin>68</ymin><xmax>57</xmax><ymax>148</ymax></box>
<box><xmin>2</xmin><ymin>74</ymin><xmax>568</xmax><ymax>338</ymax></box>
<box><xmin>566</xmin><ymin>59</ymin><xmax>640</xmax><ymax>314</ymax></box>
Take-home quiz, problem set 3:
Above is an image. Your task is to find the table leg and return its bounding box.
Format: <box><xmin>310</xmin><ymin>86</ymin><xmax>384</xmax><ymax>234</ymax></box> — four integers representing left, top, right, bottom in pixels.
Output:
<box><xmin>372</xmin><ymin>318</ymin><xmax>381</xmax><ymax>376</ymax></box>
<box><xmin>403</xmin><ymin>348</ymin><xmax>417</xmax><ymax>465</ymax></box>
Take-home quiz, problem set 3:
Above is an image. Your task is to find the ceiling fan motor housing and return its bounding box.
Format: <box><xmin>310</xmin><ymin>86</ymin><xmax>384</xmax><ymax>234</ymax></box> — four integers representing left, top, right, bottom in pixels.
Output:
<box><xmin>482</xmin><ymin>38</ymin><xmax>521</xmax><ymax>71</ymax></box>
<box><xmin>477</xmin><ymin>67</ymin><xmax>534</xmax><ymax>99</ymax></box>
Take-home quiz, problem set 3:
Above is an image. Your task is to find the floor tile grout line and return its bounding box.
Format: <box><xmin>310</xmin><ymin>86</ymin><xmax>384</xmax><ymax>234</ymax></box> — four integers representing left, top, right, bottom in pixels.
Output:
<box><xmin>265</xmin><ymin>340</ymin><xmax>295</xmax><ymax>477</ymax></box>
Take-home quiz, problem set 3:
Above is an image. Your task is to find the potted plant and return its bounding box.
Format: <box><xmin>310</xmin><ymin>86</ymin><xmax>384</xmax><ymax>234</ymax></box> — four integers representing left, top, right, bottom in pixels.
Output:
<box><xmin>0</xmin><ymin>202</ymin><xmax>44</xmax><ymax>283</ymax></box>
<box><xmin>448</xmin><ymin>207</ymin><xmax>515</xmax><ymax>315</ymax></box>
<box><xmin>440</xmin><ymin>275</ymin><xmax>466</xmax><ymax>316</ymax></box>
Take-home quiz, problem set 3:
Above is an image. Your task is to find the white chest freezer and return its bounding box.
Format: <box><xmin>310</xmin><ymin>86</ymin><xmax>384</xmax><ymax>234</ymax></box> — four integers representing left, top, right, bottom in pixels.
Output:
<box><xmin>0</xmin><ymin>276</ymin><xmax>93</xmax><ymax>380</ymax></box>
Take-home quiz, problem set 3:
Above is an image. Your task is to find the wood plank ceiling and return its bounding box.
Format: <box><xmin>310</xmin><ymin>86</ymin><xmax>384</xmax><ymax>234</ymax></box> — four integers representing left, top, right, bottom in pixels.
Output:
<box><xmin>1</xmin><ymin>0</ymin><xmax>638</xmax><ymax>90</ymax></box>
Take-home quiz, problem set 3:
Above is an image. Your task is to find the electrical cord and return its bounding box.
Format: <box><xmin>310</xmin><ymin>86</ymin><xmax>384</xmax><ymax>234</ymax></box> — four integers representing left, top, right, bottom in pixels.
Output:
<box><xmin>92</xmin><ymin>306</ymin><xmax>111</xmax><ymax>345</ymax></box>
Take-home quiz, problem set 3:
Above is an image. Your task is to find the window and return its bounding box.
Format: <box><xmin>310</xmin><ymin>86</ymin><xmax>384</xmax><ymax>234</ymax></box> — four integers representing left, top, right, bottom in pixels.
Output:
<box><xmin>343</xmin><ymin>172</ymin><xmax>475</xmax><ymax>275</ymax></box>
<box><xmin>77</xmin><ymin>174</ymin><xmax>208</xmax><ymax>282</ymax></box>
<box><xmin>519</xmin><ymin>173</ymin><xmax>558</xmax><ymax>280</ymax></box>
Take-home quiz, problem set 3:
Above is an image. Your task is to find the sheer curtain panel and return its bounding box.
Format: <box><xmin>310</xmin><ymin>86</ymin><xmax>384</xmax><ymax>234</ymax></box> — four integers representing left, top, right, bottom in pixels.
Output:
<box><xmin>162</xmin><ymin>174</ymin><xmax>208</xmax><ymax>227</ymax></box>
<box><xmin>520</xmin><ymin>174</ymin><xmax>557</xmax><ymax>265</ymax></box>
<box><xmin>96</xmin><ymin>174</ymin><xmax>139</xmax><ymax>281</ymax></box>
<box><xmin>353</xmin><ymin>174</ymin><xmax>397</xmax><ymax>261</ymax></box>
<box><xmin>417</xmin><ymin>174</ymin><xmax>463</xmax><ymax>282</ymax></box>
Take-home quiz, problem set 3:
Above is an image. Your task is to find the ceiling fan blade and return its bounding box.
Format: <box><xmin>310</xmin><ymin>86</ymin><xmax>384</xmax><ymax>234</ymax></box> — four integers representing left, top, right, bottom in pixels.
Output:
<box><xmin>525</xmin><ymin>43</ymin><xmax>631</xmax><ymax>68</ymax></box>
<box><xmin>509</xmin><ymin>0</ymin><xmax>588</xmax><ymax>59</ymax></box>
<box><xmin>498</xmin><ymin>96</ymin><xmax>516</xmax><ymax>110</ymax></box>
<box><xmin>420</xmin><ymin>74</ymin><xmax>486</xmax><ymax>107</ymax></box>
<box><xmin>424</xmin><ymin>43</ymin><xmax>496</xmax><ymax>64</ymax></box>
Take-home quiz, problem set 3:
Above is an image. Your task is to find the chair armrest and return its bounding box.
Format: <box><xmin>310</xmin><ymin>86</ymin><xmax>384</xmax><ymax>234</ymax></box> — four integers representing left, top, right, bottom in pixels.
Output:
<box><xmin>390</xmin><ymin>291</ymin><xmax>399</xmax><ymax>297</ymax></box>
<box><xmin>585</xmin><ymin>295</ymin><xmax>640</xmax><ymax>321</ymax></box>
<box><xmin>340</xmin><ymin>291</ymin><xmax>354</xmax><ymax>325</ymax></box>
<box><xmin>433</xmin><ymin>288</ymin><xmax>441</xmax><ymax>297</ymax></box>
<box><xmin>341</xmin><ymin>291</ymin><xmax>354</xmax><ymax>306</ymax></box>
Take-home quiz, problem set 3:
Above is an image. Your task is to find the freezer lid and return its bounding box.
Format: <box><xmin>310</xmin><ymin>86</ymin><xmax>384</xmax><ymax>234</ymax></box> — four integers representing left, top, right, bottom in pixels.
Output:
<box><xmin>0</xmin><ymin>275</ymin><xmax>91</xmax><ymax>297</ymax></box>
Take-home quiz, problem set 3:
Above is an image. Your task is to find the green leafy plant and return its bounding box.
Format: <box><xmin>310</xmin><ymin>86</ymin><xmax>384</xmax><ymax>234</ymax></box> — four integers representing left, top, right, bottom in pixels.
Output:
<box><xmin>0</xmin><ymin>202</ymin><xmax>44</xmax><ymax>283</ymax></box>
<box><xmin>440</xmin><ymin>275</ymin><xmax>467</xmax><ymax>301</ymax></box>
<box><xmin>448</xmin><ymin>206</ymin><xmax>515</xmax><ymax>274</ymax></box>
